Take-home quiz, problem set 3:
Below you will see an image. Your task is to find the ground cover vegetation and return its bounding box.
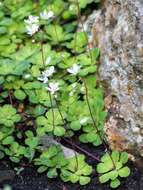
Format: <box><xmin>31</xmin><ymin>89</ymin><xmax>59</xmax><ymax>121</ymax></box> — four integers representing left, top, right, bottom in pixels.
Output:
<box><xmin>0</xmin><ymin>0</ymin><xmax>130</xmax><ymax>188</ymax></box>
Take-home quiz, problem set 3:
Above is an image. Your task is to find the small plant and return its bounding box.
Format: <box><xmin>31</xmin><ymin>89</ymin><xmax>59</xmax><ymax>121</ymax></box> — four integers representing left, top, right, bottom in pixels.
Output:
<box><xmin>0</xmin><ymin>104</ymin><xmax>21</xmax><ymax>127</ymax></box>
<box><xmin>25</xmin><ymin>131</ymin><xmax>39</xmax><ymax>161</ymax></box>
<box><xmin>0</xmin><ymin>0</ymin><xmax>131</xmax><ymax>188</ymax></box>
<box><xmin>97</xmin><ymin>151</ymin><xmax>130</xmax><ymax>188</ymax></box>
<box><xmin>34</xmin><ymin>145</ymin><xmax>67</xmax><ymax>178</ymax></box>
<box><xmin>36</xmin><ymin>109</ymin><xmax>66</xmax><ymax>137</ymax></box>
<box><xmin>60</xmin><ymin>155</ymin><xmax>92</xmax><ymax>185</ymax></box>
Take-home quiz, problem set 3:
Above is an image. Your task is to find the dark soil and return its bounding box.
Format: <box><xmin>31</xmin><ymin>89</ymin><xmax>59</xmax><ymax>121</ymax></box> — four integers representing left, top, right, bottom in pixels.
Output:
<box><xmin>0</xmin><ymin>141</ymin><xmax>143</xmax><ymax>190</ymax></box>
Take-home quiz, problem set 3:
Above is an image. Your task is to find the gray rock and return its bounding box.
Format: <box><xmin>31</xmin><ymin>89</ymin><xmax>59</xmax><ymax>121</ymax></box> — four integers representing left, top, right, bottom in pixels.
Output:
<box><xmin>40</xmin><ymin>135</ymin><xmax>78</xmax><ymax>159</ymax></box>
<box><xmin>86</xmin><ymin>0</ymin><xmax>143</xmax><ymax>163</ymax></box>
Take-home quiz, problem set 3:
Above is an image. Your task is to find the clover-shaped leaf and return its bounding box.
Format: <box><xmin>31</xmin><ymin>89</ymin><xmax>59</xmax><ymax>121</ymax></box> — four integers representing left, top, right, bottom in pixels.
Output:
<box><xmin>60</xmin><ymin>155</ymin><xmax>92</xmax><ymax>185</ymax></box>
<box><xmin>97</xmin><ymin>151</ymin><xmax>130</xmax><ymax>188</ymax></box>
<box><xmin>0</xmin><ymin>105</ymin><xmax>21</xmax><ymax>127</ymax></box>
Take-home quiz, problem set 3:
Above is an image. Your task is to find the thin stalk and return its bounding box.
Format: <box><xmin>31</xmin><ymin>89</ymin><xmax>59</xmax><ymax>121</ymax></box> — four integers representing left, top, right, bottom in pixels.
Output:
<box><xmin>49</xmin><ymin>92</ymin><xmax>55</xmax><ymax>131</ymax></box>
<box><xmin>76</xmin><ymin>0</ymin><xmax>116</xmax><ymax>168</ymax></box>
<box><xmin>82</xmin><ymin>74</ymin><xmax>116</xmax><ymax>168</ymax></box>
<box><xmin>40</xmin><ymin>40</ymin><xmax>55</xmax><ymax>132</ymax></box>
<box><xmin>54</xmin><ymin>97</ymin><xmax>79</xmax><ymax>170</ymax></box>
<box><xmin>8</xmin><ymin>91</ymin><xmax>13</xmax><ymax>105</ymax></box>
<box><xmin>40</xmin><ymin>32</ymin><xmax>45</xmax><ymax>68</ymax></box>
<box><xmin>49</xmin><ymin>4</ymin><xmax>79</xmax><ymax>170</ymax></box>
<box><xmin>76</xmin><ymin>0</ymin><xmax>93</xmax><ymax>64</ymax></box>
<box><xmin>63</xmin><ymin>138</ymin><xmax>101</xmax><ymax>162</ymax></box>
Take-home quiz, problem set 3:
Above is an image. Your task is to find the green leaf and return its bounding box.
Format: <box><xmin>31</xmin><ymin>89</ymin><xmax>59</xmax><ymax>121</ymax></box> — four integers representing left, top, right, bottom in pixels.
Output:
<box><xmin>99</xmin><ymin>173</ymin><xmax>110</xmax><ymax>183</ymax></box>
<box><xmin>10</xmin><ymin>156</ymin><xmax>20</xmax><ymax>163</ymax></box>
<box><xmin>115</xmin><ymin>162</ymin><xmax>123</xmax><ymax>170</ymax></box>
<box><xmin>111</xmin><ymin>151</ymin><xmax>120</xmax><ymax>163</ymax></box>
<box><xmin>37</xmin><ymin>166</ymin><xmax>48</xmax><ymax>173</ymax></box>
<box><xmin>54</xmin><ymin>127</ymin><xmax>66</xmax><ymax>136</ymax></box>
<box><xmin>0</xmin><ymin>151</ymin><xmax>4</xmax><ymax>159</ymax></box>
<box><xmin>46</xmin><ymin>24</ymin><xmax>65</xmax><ymax>43</ymax></box>
<box><xmin>108</xmin><ymin>170</ymin><xmax>118</xmax><ymax>180</ymax></box>
<box><xmin>118</xmin><ymin>167</ymin><xmax>130</xmax><ymax>178</ymax></box>
<box><xmin>101</xmin><ymin>153</ymin><xmax>111</xmax><ymax>162</ymax></box>
<box><xmin>97</xmin><ymin>162</ymin><xmax>113</xmax><ymax>174</ymax></box>
<box><xmin>86</xmin><ymin>132</ymin><xmax>98</xmax><ymax>143</ymax></box>
<box><xmin>70</xmin><ymin>174</ymin><xmax>79</xmax><ymax>183</ymax></box>
<box><xmin>120</xmin><ymin>152</ymin><xmax>128</xmax><ymax>164</ymax></box>
<box><xmin>46</xmin><ymin>109</ymin><xmax>63</xmax><ymax>126</ymax></box>
<box><xmin>81</xmin><ymin>165</ymin><xmax>92</xmax><ymax>175</ymax></box>
<box><xmin>33</xmin><ymin>105</ymin><xmax>46</xmax><ymax>116</ymax></box>
<box><xmin>46</xmin><ymin>146</ymin><xmax>59</xmax><ymax>157</ymax></box>
<box><xmin>2</xmin><ymin>136</ymin><xmax>14</xmax><ymax>145</ymax></box>
<box><xmin>99</xmin><ymin>170</ymin><xmax>118</xmax><ymax>183</ymax></box>
<box><xmin>70</xmin><ymin>121</ymin><xmax>81</xmax><ymax>131</ymax></box>
<box><xmin>0</xmin><ymin>76</ymin><xmax>4</xmax><ymax>84</ymax></box>
<box><xmin>79</xmin><ymin>134</ymin><xmax>88</xmax><ymax>143</ymax></box>
<box><xmin>47</xmin><ymin>168</ymin><xmax>58</xmax><ymax>178</ymax></box>
<box><xmin>110</xmin><ymin>178</ymin><xmax>121</xmax><ymax>189</ymax></box>
<box><xmin>14</xmin><ymin>89</ymin><xmax>26</xmax><ymax>100</ymax></box>
<box><xmin>36</xmin><ymin>116</ymin><xmax>47</xmax><ymax>126</ymax></box>
<box><xmin>79</xmin><ymin>176</ymin><xmax>91</xmax><ymax>185</ymax></box>
<box><xmin>0</xmin><ymin>132</ymin><xmax>4</xmax><ymax>141</ymax></box>
<box><xmin>25</xmin><ymin>137</ymin><xmax>39</xmax><ymax>149</ymax></box>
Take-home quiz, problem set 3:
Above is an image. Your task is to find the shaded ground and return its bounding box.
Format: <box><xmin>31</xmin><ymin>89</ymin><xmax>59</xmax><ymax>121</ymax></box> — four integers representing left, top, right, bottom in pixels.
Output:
<box><xmin>0</xmin><ymin>141</ymin><xmax>143</xmax><ymax>190</ymax></box>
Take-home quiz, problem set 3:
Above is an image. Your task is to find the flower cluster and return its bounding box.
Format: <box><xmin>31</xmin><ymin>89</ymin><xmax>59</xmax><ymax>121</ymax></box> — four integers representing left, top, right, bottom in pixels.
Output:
<box><xmin>46</xmin><ymin>82</ymin><xmax>59</xmax><ymax>95</ymax></box>
<box><xmin>24</xmin><ymin>15</ymin><xmax>39</xmax><ymax>36</ymax></box>
<box><xmin>37</xmin><ymin>63</ymin><xmax>81</xmax><ymax>95</ymax></box>
<box><xmin>67</xmin><ymin>64</ymin><xmax>81</xmax><ymax>75</ymax></box>
<box><xmin>38</xmin><ymin>66</ymin><xmax>55</xmax><ymax>83</ymax></box>
<box><xmin>24</xmin><ymin>13</ymin><xmax>81</xmax><ymax>95</ymax></box>
<box><xmin>40</xmin><ymin>10</ymin><xmax>54</xmax><ymax>20</ymax></box>
<box><xmin>25</xmin><ymin>10</ymin><xmax>54</xmax><ymax>36</ymax></box>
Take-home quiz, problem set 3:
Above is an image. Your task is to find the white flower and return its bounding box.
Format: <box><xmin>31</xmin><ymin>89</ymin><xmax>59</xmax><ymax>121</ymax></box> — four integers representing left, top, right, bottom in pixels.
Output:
<box><xmin>46</xmin><ymin>82</ymin><xmax>59</xmax><ymax>94</ymax></box>
<box><xmin>40</xmin><ymin>10</ymin><xmax>54</xmax><ymax>20</ymax></box>
<box><xmin>43</xmin><ymin>66</ymin><xmax>55</xmax><ymax>77</ymax></box>
<box><xmin>24</xmin><ymin>15</ymin><xmax>39</xmax><ymax>25</ymax></box>
<box><xmin>25</xmin><ymin>15</ymin><xmax>39</xmax><ymax>36</ymax></box>
<box><xmin>37</xmin><ymin>66</ymin><xmax>55</xmax><ymax>84</ymax></box>
<box><xmin>24</xmin><ymin>74</ymin><xmax>31</xmax><ymax>79</ymax></box>
<box><xmin>26</xmin><ymin>24</ymin><xmax>39</xmax><ymax>36</ymax></box>
<box><xmin>80</xmin><ymin>117</ymin><xmax>88</xmax><ymax>125</ymax></box>
<box><xmin>67</xmin><ymin>64</ymin><xmax>81</xmax><ymax>75</ymax></box>
<box><xmin>69</xmin><ymin>83</ymin><xmax>77</xmax><ymax>96</ymax></box>
<box><xmin>71</xmin><ymin>83</ymin><xmax>77</xmax><ymax>89</ymax></box>
<box><xmin>69</xmin><ymin>91</ymin><xmax>74</xmax><ymax>97</ymax></box>
<box><xmin>45</xmin><ymin>56</ymin><xmax>52</xmax><ymax>65</ymax></box>
<box><xmin>38</xmin><ymin>75</ymin><xmax>49</xmax><ymax>84</ymax></box>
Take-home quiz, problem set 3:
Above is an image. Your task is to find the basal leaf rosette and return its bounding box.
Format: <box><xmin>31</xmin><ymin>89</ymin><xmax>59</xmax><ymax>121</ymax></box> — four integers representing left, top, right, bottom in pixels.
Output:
<box><xmin>36</xmin><ymin>108</ymin><xmax>66</xmax><ymax>137</ymax></box>
<box><xmin>97</xmin><ymin>151</ymin><xmax>130</xmax><ymax>188</ymax></box>
<box><xmin>0</xmin><ymin>104</ymin><xmax>21</xmax><ymax>127</ymax></box>
<box><xmin>60</xmin><ymin>154</ymin><xmax>92</xmax><ymax>185</ymax></box>
<box><xmin>34</xmin><ymin>145</ymin><xmax>67</xmax><ymax>178</ymax></box>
